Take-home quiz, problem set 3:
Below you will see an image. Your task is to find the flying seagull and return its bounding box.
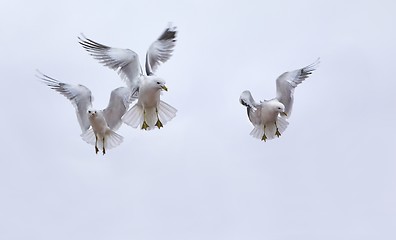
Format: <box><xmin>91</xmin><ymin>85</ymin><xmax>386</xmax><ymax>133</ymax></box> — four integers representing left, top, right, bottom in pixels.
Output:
<box><xmin>78</xmin><ymin>24</ymin><xmax>177</xmax><ymax>130</ymax></box>
<box><xmin>239</xmin><ymin>59</ymin><xmax>320</xmax><ymax>141</ymax></box>
<box><xmin>37</xmin><ymin>71</ymin><xmax>132</xmax><ymax>154</ymax></box>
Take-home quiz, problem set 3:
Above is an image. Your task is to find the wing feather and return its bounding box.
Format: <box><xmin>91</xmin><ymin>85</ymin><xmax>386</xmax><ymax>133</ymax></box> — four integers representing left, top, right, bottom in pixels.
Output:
<box><xmin>276</xmin><ymin>58</ymin><xmax>320</xmax><ymax>117</ymax></box>
<box><xmin>78</xmin><ymin>34</ymin><xmax>141</xmax><ymax>91</ymax></box>
<box><xmin>145</xmin><ymin>24</ymin><xmax>177</xmax><ymax>76</ymax></box>
<box><xmin>102</xmin><ymin>87</ymin><xmax>133</xmax><ymax>130</ymax></box>
<box><xmin>37</xmin><ymin>71</ymin><xmax>92</xmax><ymax>133</ymax></box>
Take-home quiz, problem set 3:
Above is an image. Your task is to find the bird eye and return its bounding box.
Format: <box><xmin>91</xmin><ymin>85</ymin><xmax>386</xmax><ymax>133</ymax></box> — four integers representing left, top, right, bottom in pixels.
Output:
<box><xmin>157</xmin><ymin>81</ymin><xmax>160</xmax><ymax>84</ymax></box>
<box><xmin>88</xmin><ymin>110</ymin><xmax>91</xmax><ymax>113</ymax></box>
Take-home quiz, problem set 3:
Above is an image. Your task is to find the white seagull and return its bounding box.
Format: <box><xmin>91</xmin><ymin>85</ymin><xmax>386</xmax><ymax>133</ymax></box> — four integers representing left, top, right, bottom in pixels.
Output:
<box><xmin>37</xmin><ymin>71</ymin><xmax>132</xmax><ymax>154</ymax></box>
<box><xmin>78</xmin><ymin>24</ymin><xmax>177</xmax><ymax>130</ymax></box>
<box><xmin>239</xmin><ymin>59</ymin><xmax>320</xmax><ymax>141</ymax></box>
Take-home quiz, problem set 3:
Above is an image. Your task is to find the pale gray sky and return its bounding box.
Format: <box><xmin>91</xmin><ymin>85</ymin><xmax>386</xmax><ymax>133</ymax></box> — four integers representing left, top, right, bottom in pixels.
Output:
<box><xmin>1</xmin><ymin>0</ymin><xmax>396</xmax><ymax>239</ymax></box>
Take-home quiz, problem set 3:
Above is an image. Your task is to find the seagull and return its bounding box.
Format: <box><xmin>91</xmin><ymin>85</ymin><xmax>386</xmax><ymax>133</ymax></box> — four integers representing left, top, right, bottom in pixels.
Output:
<box><xmin>78</xmin><ymin>24</ymin><xmax>177</xmax><ymax>130</ymax></box>
<box><xmin>239</xmin><ymin>59</ymin><xmax>320</xmax><ymax>141</ymax></box>
<box><xmin>37</xmin><ymin>71</ymin><xmax>132</xmax><ymax>154</ymax></box>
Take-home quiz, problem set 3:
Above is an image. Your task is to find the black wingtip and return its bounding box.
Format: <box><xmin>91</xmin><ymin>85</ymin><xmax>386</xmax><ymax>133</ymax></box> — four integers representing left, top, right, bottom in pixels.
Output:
<box><xmin>158</xmin><ymin>24</ymin><xmax>177</xmax><ymax>42</ymax></box>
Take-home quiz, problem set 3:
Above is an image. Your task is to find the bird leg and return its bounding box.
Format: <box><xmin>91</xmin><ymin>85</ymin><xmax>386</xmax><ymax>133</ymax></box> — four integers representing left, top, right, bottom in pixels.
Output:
<box><xmin>261</xmin><ymin>125</ymin><xmax>267</xmax><ymax>142</ymax></box>
<box><xmin>155</xmin><ymin>108</ymin><xmax>163</xmax><ymax>129</ymax></box>
<box><xmin>275</xmin><ymin>122</ymin><xmax>281</xmax><ymax>138</ymax></box>
<box><xmin>95</xmin><ymin>135</ymin><xmax>99</xmax><ymax>154</ymax></box>
<box><xmin>141</xmin><ymin>109</ymin><xmax>149</xmax><ymax>130</ymax></box>
<box><xmin>102</xmin><ymin>137</ymin><xmax>106</xmax><ymax>155</ymax></box>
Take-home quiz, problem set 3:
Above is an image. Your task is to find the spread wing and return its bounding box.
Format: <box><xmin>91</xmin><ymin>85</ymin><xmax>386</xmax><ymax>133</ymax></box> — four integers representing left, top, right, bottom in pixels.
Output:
<box><xmin>78</xmin><ymin>34</ymin><xmax>141</xmax><ymax>93</ymax></box>
<box><xmin>239</xmin><ymin>90</ymin><xmax>257</xmax><ymax>110</ymax></box>
<box><xmin>102</xmin><ymin>87</ymin><xmax>134</xmax><ymax>130</ymax></box>
<box><xmin>37</xmin><ymin>71</ymin><xmax>93</xmax><ymax>133</ymax></box>
<box><xmin>145</xmin><ymin>24</ymin><xmax>177</xmax><ymax>76</ymax></box>
<box><xmin>276</xmin><ymin>58</ymin><xmax>320</xmax><ymax>117</ymax></box>
<box><xmin>239</xmin><ymin>90</ymin><xmax>259</xmax><ymax>122</ymax></box>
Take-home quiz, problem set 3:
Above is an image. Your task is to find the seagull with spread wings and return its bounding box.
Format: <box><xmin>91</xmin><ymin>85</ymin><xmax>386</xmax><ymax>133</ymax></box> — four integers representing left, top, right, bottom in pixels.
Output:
<box><xmin>239</xmin><ymin>59</ymin><xmax>320</xmax><ymax>141</ymax></box>
<box><xmin>38</xmin><ymin>71</ymin><xmax>132</xmax><ymax>154</ymax></box>
<box><xmin>78</xmin><ymin>24</ymin><xmax>177</xmax><ymax>130</ymax></box>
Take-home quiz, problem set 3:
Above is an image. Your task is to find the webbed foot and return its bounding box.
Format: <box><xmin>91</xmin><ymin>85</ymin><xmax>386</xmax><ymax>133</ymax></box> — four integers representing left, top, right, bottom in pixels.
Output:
<box><xmin>155</xmin><ymin>119</ymin><xmax>163</xmax><ymax>129</ymax></box>
<box><xmin>141</xmin><ymin>121</ymin><xmax>149</xmax><ymax>130</ymax></box>
<box><xmin>261</xmin><ymin>133</ymin><xmax>267</xmax><ymax>142</ymax></box>
<box><xmin>275</xmin><ymin>128</ymin><xmax>281</xmax><ymax>138</ymax></box>
<box><xmin>95</xmin><ymin>146</ymin><xmax>99</xmax><ymax>154</ymax></box>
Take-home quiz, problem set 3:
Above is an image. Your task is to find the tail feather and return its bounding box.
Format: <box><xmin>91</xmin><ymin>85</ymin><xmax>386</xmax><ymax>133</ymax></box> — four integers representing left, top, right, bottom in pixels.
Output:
<box><xmin>249</xmin><ymin>126</ymin><xmax>264</xmax><ymax>140</ymax></box>
<box><xmin>122</xmin><ymin>101</ymin><xmax>177</xmax><ymax>130</ymax></box>
<box><xmin>122</xmin><ymin>104</ymin><xmax>144</xmax><ymax>128</ymax></box>
<box><xmin>80</xmin><ymin>128</ymin><xmax>96</xmax><ymax>145</ymax></box>
<box><xmin>249</xmin><ymin>117</ymin><xmax>289</xmax><ymax>141</ymax></box>
<box><xmin>80</xmin><ymin>128</ymin><xmax>123</xmax><ymax>150</ymax></box>
<box><xmin>157</xmin><ymin>100</ymin><xmax>177</xmax><ymax>125</ymax></box>
<box><xmin>276</xmin><ymin>116</ymin><xmax>289</xmax><ymax>133</ymax></box>
<box><xmin>103</xmin><ymin>129</ymin><xmax>123</xmax><ymax>149</ymax></box>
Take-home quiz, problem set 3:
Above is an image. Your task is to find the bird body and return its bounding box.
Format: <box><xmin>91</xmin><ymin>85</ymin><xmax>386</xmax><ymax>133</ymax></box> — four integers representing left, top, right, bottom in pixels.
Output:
<box><xmin>240</xmin><ymin>59</ymin><xmax>319</xmax><ymax>141</ymax></box>
<box><xmin>81</xmin><ymin>110</ymin><xmax>123</xmax><ymax>155</ymax></box>
<box><xmin>250</xmin><ymin>100</ymin><xmax>285</xmax><ymax>126</ymax></box>
<box><xmin>138</xmin><ymin>76</ymin><xmax>164</xmax><ymax>108</ymax></box>
<box><xmin>122</xmin><ymin>76</ymin><xmax>177</xmax><ymax>130</ymax></box>
<box><xmin>38</xmin><ymin>71</ymin><xmax>130</xmax><ymax>154</ymax></box>
<box><xmin>241</xmin><ymin>91</ymin><xmax>289</xmax><ymax>141</ymax></box>
<box><xmin>78</xmin><ymin>24</ymin><xmax>177</xmax><ymax>130</ymax></box>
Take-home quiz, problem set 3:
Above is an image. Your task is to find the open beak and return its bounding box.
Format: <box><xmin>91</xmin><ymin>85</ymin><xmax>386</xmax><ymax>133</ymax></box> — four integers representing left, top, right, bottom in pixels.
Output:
<box><xmin>161</xmin><ymin>85</ymin><xmax>168</xmax><ymax>91</ymax></box>
<box><xmin>282</xmin><ymin>112</ymin><xmax>288</xmax><ymax>116</ymax></box>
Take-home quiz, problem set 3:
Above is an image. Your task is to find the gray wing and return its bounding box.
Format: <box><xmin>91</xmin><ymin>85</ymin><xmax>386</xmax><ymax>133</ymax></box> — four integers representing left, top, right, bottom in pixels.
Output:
<box><xmin>239</xmin><ymin>90</ymin><xmax>259</xmax><ymax>122</ymax></box>
<box><xmin>102</xmin><ymin>87</ymin><xmax>133</xmax><ymax>130</ymax></box>
<box><xmin>37</xmin><ymin>71</ymin><xmax>92</xmax><ymax>133</ymax></box>
<box><xmin>275</xmin><ymin>58</ymin><xmax>320</xmax><ymax>117</ymax></box>
<box><xmin>78</xmin><ymin>34</ymin><xmax>141</xmax><ymax>93</ymax></box>
<box><xmin>145</xmin><ymin>24</ymin><xmax>177</xmax><ymax>76</ymax></box>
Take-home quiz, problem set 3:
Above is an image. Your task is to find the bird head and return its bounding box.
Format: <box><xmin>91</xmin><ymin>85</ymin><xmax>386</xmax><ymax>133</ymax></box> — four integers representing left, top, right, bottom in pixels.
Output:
<box><xmin>151</xmin><ymin>77</ymin><xmax>168</xmax><ymax>91</ymax></box>
<box><xmin>87</xmin><ymin>109</ymin><xmax>97</xmax><ymax>117</ymax></box>
<box><xmin>272</xmin><ymin>102</ymin><xmax>287</xmax><ymax>116</ymax></box>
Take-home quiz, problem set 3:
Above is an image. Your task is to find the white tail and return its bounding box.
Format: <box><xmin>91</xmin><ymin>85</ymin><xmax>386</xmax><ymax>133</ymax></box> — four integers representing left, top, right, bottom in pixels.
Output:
<box><xmin>157</xmin><ymin>100</ymin><xmax>177</xmax><ymax>126</ymax></box>
<box><xmin>103</xmin><ymin>129</ymin><xmax>123</xmax><ymax>149</ymax></box>
<box><xmin>250</xmin><ymin>117</ymin><xmax>289</xmax><ymax>141</ymax></box>
<box><xmin>122</xmin><ymin>100</ymin><xmax>177</xmax><ymax>130</ymax></box>
<box><xmin>81</xmin><ymin>128</ymin><xmax>96</xmax><ymax>145</ymax></box>
<box><xmin>80</xmin><ymin>128</ymin><xmax>123</xmax><ymax>150</ymax></box>
<box><xmin>122</xmin><ymin>104</ymin><xmax>144</xmax><ymax>128</ymax></box>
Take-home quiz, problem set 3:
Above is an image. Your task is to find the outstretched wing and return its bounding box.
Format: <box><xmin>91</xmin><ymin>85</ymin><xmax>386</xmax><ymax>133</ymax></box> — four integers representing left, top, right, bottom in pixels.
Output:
<box><xmin>78</xmin><ymin>34</ymin><xmax>141</xmax><ymax>92</ymax></box>
<box><xmin>239</xmin><ymin>90</ymin><xmax>259</xmax><ymax>123</ymax></box>
<box><xmin>275</xmin><ymin>58</ymin><xmax>320</xmax><ymax>117</ymax></box>
<box><xmin>37</xmin><ymin>70</ymin><xmax>93</xmax><ymax>133</ymax></box>
<box><xmin>239</xmin><ymin>90</ymin><xmax>257</xmax><ymax>110</ymax></box>
<box><xmin>145</xmin><ymin>24</ymin><xmax>177</xmax><ymax>76</ymax></box>
<box><xmin>102</xmin><ymin>87</ymin><xmax>134</xmax><ymax>130</ymax></box>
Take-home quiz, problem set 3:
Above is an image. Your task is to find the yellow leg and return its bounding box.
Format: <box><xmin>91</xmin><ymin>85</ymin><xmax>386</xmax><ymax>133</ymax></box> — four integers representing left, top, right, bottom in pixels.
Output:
<box><xmin>155</xmin><ymin>108</ymin><xmax>163</xmax><ymax>129</ymax></box>
<box><xmin>141</xmin><ymin>109</ymin><xmax>149</xmax><ymax>130</ymax></box>
<box><xmin>275</xmin><ymin>122</ymin><xmax>281</xmax><ymax>138</ymax></box>
<box><xmin>261</xmin><ymin>125</ymin><xmax>267</xmax><ymax>142</ymax></box>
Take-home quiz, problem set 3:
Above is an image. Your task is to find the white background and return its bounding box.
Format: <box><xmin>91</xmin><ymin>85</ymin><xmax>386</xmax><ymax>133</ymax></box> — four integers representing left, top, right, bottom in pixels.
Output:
<box><xmin>1</xmin><ymin>0</ymin><xmax>395</xmax><ymax>239</ymax></box>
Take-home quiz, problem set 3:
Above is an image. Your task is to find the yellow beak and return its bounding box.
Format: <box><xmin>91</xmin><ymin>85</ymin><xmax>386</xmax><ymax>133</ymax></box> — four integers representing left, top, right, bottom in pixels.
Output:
<box><xmin>161</xmin><ymin>85</ymin><xmax>168</xmax><ymax>91</ymax></box>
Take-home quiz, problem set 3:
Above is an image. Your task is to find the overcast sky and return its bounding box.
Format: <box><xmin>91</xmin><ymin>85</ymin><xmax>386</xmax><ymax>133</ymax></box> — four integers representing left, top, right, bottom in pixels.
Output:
<box><xmin>1</xmin><ymin>0</ymin><xmax>396</xmax><ymax>239</ymax></box>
